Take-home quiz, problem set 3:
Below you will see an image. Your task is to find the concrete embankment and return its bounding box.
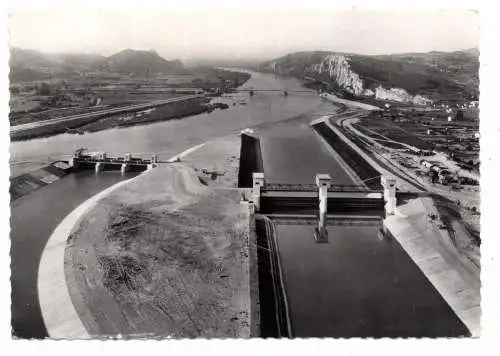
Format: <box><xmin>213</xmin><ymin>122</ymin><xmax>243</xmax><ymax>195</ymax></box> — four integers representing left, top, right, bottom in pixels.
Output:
<box><xmin>320</xmin><ymin>93</ymin><xmax>381</xmax><ymax>111</ymax></box>
<box><xmin>311</xmin><ymin>120</ymin><xmax>381</xmax><ymax>189</ymax></box>
<box><xmin>254</xmin><ymin>215</ymin><xmax>292</xmax><ymax>337</ymax></box>
<box><xmin>384</xmin><ymin>197</ymin><xmax>481</xmax><ymax>337</ymax></box>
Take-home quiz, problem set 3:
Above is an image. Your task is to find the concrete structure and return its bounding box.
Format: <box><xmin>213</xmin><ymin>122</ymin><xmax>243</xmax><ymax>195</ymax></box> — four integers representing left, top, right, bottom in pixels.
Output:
<box><xmin>314</xmin><ymin>174</ymin><xmax>332</xmax><ymax>242</ymax></box>
<box><xmin>70</xmin><ymin>149</ymin><xmax>157</xmax><ymax>173</ymax></box>
<box><xmin>252</xmin><ymin>172</ymin><xmax>265</xmax><ymax>211</ymax></box>
<box><xmin>381</xmin><ymin>176</ymin><xmax>396</xmax><ymax>216</ymax></box>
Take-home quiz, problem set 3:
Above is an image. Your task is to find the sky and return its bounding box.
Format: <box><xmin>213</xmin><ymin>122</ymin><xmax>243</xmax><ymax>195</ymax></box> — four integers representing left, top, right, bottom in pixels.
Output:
<box><xmin>8</xmin><ymin>8</ymin><xmax>479</xmax><ymax>60</ymax></box>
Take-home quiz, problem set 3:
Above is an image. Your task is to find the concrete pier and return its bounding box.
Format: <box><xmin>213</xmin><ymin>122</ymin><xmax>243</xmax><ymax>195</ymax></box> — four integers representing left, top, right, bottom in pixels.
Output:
<box><xmin>120</xmin><ymin>163</ymin><xmax>129</xmax><ymax>174</ymax></box>
<box><xmin>252</xmin><ymin>172</ymin><xmax>265</xmax><ymax>212</ymax></box>
<box><xmin>314</xmin><ymin>174</ymin><xmax>332</xmax><ymax>243</ymax></box>
<box><xmin>381</xmin><ymin>176</ymin><xmax>397</xmax><ymax>216</ymax></box>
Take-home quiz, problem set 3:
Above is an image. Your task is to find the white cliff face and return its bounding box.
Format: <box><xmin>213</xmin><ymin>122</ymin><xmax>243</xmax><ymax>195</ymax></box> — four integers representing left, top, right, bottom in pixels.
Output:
<box><xmin>313</xmin><ymin>54</ymin><xmax>365</xmax><ymax>96</ymax></box>
<box><xmin>375</xmin><ymin>86</ymin><xmax>412</xmax><ymax>102</ymax></box>
<box><xmin>266</xmin><ymin>53</ymin><xmax>434</xmax><ymax>105</ymax></box>
<box><xmin>375</xmin><ymin>86</ymin><xmax>433</xmax><ymax>105</ymax></box>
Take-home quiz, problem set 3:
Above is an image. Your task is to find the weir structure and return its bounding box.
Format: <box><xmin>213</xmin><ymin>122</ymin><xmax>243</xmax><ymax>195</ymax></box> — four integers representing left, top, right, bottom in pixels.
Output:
<box><xmin>69</xmin><ymin>149</ymin><xmax>158</xmax><ymax>173</ymax></box>
<box><xmin>252</xmin><ymin>172</ymin><xmax>397</xmax><ymax>243</ymax></box>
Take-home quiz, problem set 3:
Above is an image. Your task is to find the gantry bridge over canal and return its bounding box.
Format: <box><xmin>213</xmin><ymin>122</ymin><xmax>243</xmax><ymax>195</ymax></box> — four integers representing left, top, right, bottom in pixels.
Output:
<box><xmin>251</xmin><ymin>172</ymin><xmax>396</xmax><ymax>242</ymax></box>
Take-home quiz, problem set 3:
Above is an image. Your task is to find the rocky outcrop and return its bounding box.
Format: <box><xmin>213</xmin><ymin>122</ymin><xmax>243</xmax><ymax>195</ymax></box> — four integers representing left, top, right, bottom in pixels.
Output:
<box><xmin>312</xmin><ymin>54</ymin><xmax>365</xmax><ymax>95</ymax></box>
<box><xmin>375</xmin><ymin>86</ymin><xmax>433</xmax><ymax>105</ymax></box>
<box><xmin>261</xmin><ymin>51</ymin><xmax>436</xmax><ymax>105</ymax></box>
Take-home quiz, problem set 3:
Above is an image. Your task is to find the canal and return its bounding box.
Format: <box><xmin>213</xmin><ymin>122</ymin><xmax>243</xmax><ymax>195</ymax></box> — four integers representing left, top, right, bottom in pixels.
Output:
<box><xmin>257</xmin><ymin>112</ymin><xmax>469</xmax><ymax>337</ymax></box>
<box><xmin>11</xmin><ymin>171</ymin><xmax>138</xmax><ymax>338</ymax></box>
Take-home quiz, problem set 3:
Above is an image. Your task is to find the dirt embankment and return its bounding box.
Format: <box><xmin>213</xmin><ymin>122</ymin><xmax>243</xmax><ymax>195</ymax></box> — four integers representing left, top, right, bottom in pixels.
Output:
<box><xmin>66</xmin><ymin>162</ymin><xmax>253</xmax><ymax>338</ymax></box>
<box><xmin>10</xmin><ymin>162</ymin><xmax>70</xmax><ymax>201</ymax></box>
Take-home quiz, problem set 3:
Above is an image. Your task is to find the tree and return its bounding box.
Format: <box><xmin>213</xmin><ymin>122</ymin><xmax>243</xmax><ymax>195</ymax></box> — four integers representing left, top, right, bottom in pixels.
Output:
<box><xmin>37</xmin><ymin>82</ymin><xmax>53</xmax><ymax>95</ymax></box>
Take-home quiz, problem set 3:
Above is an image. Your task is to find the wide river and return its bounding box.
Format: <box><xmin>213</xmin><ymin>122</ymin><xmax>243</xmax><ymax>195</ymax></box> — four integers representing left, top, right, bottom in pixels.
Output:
<box><xmin>10</xmin><ymin>70</ymin><xmax>467</xmax><ymax>338</ymax></box>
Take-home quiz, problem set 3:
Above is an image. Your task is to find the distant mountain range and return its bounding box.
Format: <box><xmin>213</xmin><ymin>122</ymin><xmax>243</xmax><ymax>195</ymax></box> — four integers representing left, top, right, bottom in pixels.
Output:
<box><xmin>259</xmin><ymin>48</ymin><xmax>479</xmax><ymax>103</ymax></box>
<box><xmin>9</xmin><ymin>47</ymin><xmax>188</xmax><ymax>82</ymax></box>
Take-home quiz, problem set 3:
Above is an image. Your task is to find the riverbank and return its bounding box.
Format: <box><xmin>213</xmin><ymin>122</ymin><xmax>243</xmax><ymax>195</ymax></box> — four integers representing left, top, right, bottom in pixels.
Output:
<box><xmin>10</xmin><ymin>161</ymin><xmax>71</xmax><ymax>201</ymax></box>
<box><xmin>11</xmin><ymin>96</ymin><xmax>215</xmax><ymax>141</ymax></box>
<box><xmin>54</xmin><ymin>135</ymin><xmax>257</xmax><ymax>338</ymax></box>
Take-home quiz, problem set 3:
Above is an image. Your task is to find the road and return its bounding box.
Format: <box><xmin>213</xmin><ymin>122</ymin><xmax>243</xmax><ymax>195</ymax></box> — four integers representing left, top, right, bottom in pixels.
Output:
<box><xmin>10</xmin><ymin>94</ymin><xmax>204</xmax><ymax>134</ymax></box>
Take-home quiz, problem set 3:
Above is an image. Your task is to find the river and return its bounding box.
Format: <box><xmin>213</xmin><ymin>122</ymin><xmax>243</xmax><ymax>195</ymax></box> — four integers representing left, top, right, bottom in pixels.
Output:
<box><xmin>10</xmin><ymin>71</ymin><xmax>321</xmax><ymax>177</ymax></box>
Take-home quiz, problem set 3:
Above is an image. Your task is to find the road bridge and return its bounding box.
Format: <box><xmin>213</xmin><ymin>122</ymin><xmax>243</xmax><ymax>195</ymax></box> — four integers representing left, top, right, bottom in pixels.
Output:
<box><xmin>236</xmin><ymin>88</ymin><xmax>317</xmax><ymax>96</ymax></box>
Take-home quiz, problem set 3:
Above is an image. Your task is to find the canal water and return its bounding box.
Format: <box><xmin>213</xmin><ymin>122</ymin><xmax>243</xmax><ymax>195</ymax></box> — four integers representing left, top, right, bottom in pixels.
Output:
<box><xmin>275</xmin><ymin>224</ymin><xmax>468</xmax><ymax>337</ymax></box>
<box><xmin>11</xmin><ymin>171</ymin><xmax>138</xmax><ymax>338</ymax></box>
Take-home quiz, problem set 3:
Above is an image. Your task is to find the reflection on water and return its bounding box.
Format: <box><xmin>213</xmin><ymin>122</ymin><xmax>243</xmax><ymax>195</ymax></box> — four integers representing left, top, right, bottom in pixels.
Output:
<box><xmin>275</xmin><ymin>223</ymin><xmax>469</xmax><ymax>337</ymax></box>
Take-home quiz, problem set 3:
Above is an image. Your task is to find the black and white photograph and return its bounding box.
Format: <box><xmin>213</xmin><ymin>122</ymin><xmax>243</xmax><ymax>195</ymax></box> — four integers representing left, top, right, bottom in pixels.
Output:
<box><xmin>2</xmin><ymin>1</ymin><xmax>497</xmax><ymax>348</ymax></box>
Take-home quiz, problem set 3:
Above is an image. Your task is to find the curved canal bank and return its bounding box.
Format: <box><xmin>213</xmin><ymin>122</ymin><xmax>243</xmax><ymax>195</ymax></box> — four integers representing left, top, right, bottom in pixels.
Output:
<box><xmin>11</xmin><ymin>171</ymin><xmax>138</xmax><ymax>338</ymax></box>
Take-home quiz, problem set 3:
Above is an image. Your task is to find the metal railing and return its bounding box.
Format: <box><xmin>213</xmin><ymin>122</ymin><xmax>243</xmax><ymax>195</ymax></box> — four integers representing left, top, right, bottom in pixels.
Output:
<box><xmin>262</xmin><ymin>182</ymin><xmax>379</xmax><ymax>193</ymax></box>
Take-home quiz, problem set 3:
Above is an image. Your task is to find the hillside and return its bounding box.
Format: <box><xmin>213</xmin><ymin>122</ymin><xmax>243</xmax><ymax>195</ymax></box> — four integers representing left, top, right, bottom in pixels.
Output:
<box><xmin>100</xmin><ymin>49</ymin><xmax>187</xmax><ymax>75</ymax></box>
<box><xmin>259</xmin><ymin>49</ymin><xmax>479</xmax><ymax>104</ymax></box>
<box><xmin>9</xmin><ymin>47</ymin><xmax>188</xmax><ymax>82</ymax></box>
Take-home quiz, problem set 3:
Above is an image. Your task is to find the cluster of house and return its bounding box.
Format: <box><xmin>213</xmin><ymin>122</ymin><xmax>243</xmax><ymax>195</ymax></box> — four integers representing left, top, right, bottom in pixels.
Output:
<box><xmin>419</xmin><ymin>159</ymin><xmax>453</xmax><ymax>184</ymax></box>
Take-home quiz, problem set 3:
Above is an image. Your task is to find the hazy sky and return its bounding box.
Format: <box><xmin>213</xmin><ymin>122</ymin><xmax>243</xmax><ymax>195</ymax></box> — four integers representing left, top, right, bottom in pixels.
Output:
<box><xmin>8</xmin><ymin>8</ymin><xmax>479</xmax><ymax>60</ymax></box>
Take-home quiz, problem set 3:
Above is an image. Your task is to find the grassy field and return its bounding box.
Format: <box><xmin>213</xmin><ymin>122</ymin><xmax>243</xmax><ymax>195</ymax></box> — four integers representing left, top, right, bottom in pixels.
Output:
<box><xmin>355</xmin><ymin>118</ymin><xmax>434</xmax><ymax>150</ymax></box>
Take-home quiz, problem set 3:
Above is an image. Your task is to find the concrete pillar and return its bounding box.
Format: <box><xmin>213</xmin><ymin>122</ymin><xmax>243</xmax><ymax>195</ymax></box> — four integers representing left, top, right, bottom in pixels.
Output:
<box><xmin>124</xmin><ymin>153</ymin><xmax>132</xmax><ymax>162</ymax></box>
<box><xmin>314</xmin><ymin>173</ymin><xmax>332</xmax><ymax>243</ymax></box>
<box><xmin>151</xmin><ymin>154</ymin><xmax>158</xmax><ymax>164</ymax></box>
<box><xmin>95</xmin><ymin>162</ymin><xmax>102</xmax><ymax>173</ymax></box>
<box><xmin>381</xmin><ymin>176</ymin><xmax>397</xmax><ymax>216</ymax></box>
<box><xmin>121</xmin><ymin>163</ymin><xmax>129</xmax><ymax>174</ymax></box>
<box><xmin>252</xmin><ymin>172</ymin><xmax>265</xmax><ymax>212</ymax></box>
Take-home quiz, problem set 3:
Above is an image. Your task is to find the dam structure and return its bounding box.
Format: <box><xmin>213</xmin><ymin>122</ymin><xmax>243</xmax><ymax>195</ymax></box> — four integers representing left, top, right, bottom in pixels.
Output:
<box><xmin>69</xmin><ymin>149</ymin><xmax>158</xmax><ymax>173</ymax></box>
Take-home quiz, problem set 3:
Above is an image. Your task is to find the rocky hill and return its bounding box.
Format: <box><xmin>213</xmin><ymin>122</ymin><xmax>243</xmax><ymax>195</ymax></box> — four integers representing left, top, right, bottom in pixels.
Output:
<box><xmin>9</xmin><ymin>47</ymin><xmax>188</xmax><ymax>82</ymax></box>
<box><xmin>259</xmin><ymin>49</ymin><xmax>479</xmax><ymax>104</ymax></box>
<box><xmin>99</xmin><ymin>49</ymin><xmax>187</xmax><ymax>75</ymax></box>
